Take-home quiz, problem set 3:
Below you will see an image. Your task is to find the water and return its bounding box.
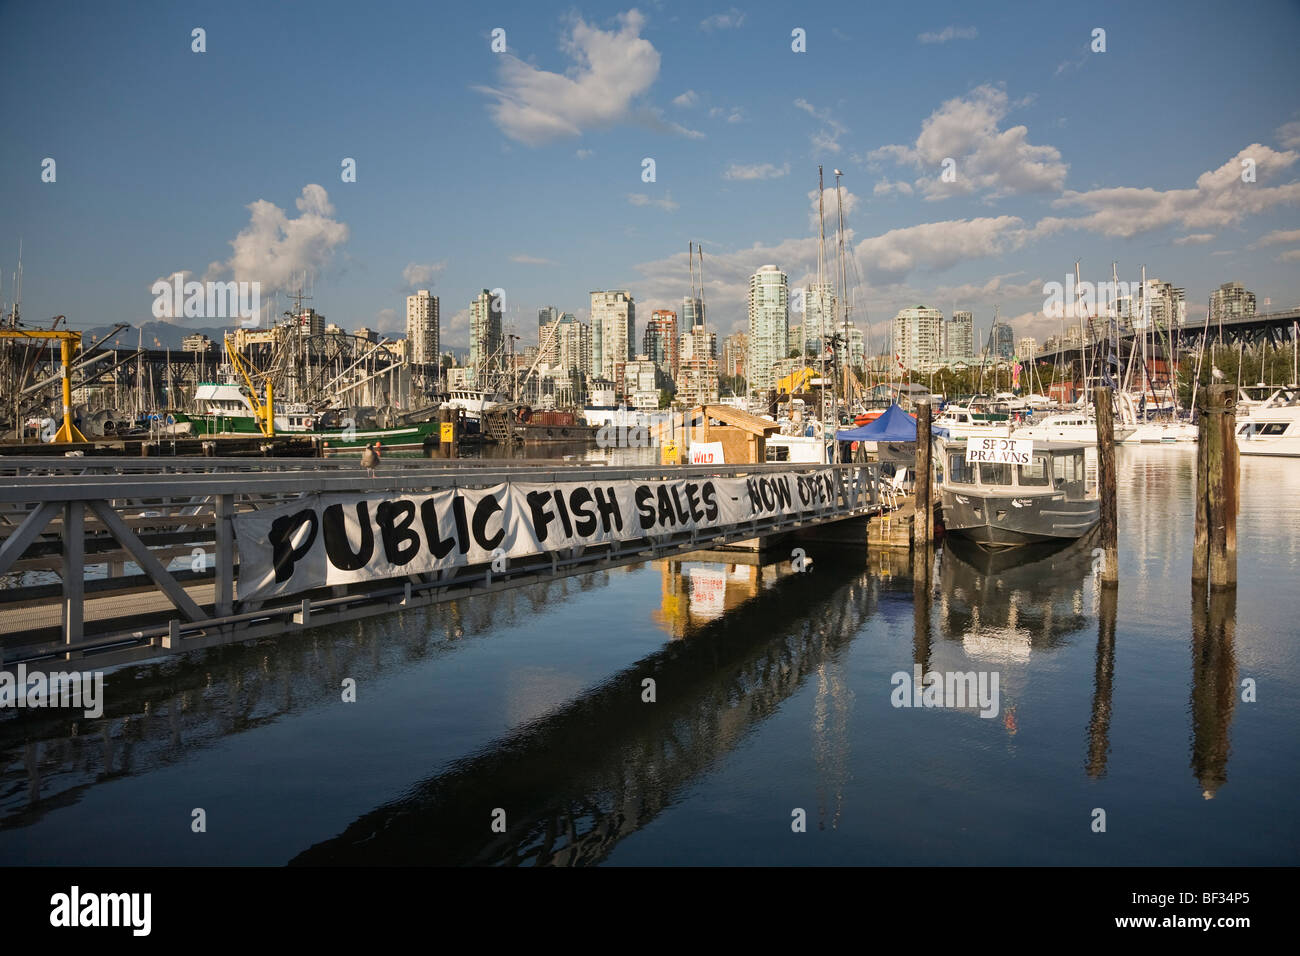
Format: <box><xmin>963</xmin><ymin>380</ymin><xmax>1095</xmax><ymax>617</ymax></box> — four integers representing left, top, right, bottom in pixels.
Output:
<box><xmin>1</xmin><ymin>447</ymin><xmax>1297</xmax><ymax>865</ymax></box>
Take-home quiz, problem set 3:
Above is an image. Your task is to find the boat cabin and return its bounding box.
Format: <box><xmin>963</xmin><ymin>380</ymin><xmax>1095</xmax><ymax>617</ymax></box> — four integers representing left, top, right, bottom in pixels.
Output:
<box><xmin>940</xmin><ymin>439</ymin><xmax>1094</xmax><ymax>500</ymax></box>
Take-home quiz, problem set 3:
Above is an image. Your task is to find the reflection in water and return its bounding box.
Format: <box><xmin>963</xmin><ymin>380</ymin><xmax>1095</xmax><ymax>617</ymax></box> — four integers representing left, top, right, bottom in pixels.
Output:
<box><xmin>1086</xmin><ymin>585</ymin><xmax>1117</xmax><ymax>778</ymax></box>
<box><xmin>0</xmin><ymin>572</ymin><xmax>613</xmax><ymax>832</ymax></box>
<box><xmin>292</xmin><ymin>548</ymin><xmax>876</xmax><ymax>865</ymax></box>
<box><xmin>1190</xmin><ymin>586</ymin><xmax>1238</xmax><ymax>799</ymax></box>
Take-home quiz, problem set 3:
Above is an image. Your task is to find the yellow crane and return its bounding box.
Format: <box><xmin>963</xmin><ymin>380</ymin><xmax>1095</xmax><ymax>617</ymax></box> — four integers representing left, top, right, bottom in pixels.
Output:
<box><xmin>223</xmin><ymin>335</ymin><xmax>275</xmax><ymax>437</ymax></box>
<box><xmin>0</xmin><ymin>328</ymin><xmax>87</xmax><ymax>442</ymax></box>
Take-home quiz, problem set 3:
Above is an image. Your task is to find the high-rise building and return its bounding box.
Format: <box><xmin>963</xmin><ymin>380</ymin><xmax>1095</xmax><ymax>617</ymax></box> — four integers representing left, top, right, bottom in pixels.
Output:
<box><xmin>722</xmin><ymin>332</ymin><xmax>748</xmax><ymax>380</ymax></box>
<box><xmin>406</xmin><ymin>290</ymin><xmax>440</xmax><ymax>365</ymax></box>
<box><xmin>1018</xmin><ymin>336</ymin><xmax>1037</xmax><ymax>359</ymax></box>
<box><xmin>892</xmin><ymin>306</ymin><xmax>944</xmax><ymax>371</ymax></box>
<box><xmin>947</xmin><ymin>311</ymin><xmax>974</xmax><ymax>360</ymax></box>
<box><xmin>538</xmin><ymin>310</ymin><xmax>577</xmax><ymax>367</ymax></box>
<box><xmin>470</xmin><ymin>289</ymin><xmax>503</xmax><ymax>381</ymax></box>
<box><xmin>1209</xmin><ymin>281</ymin><xmax>1257</xmax><ymax>325</ymax></box>
<box><xmin>747</xmin><ymin>265</ymin><xmax>789</xmax><ymax>394</ymax></box>
<box><xmin>538</xmin><ymin>306</ymin><xmax>559</xmax><ymax>339</ymax></box>
<box><xmin>589</xmin><ymin>290</ymin><xmax>635</xmax><ymax>382</ymax></box>
<box><xmin>992</xmin><ymin>321</ymin><xmax>1015</xmax><ymax>359</ymax></box>
<box><xmin>1140</xmin><ymin>279</ymin><xmax>1186</xmax><ymax>330</ymax></box>
<box><xmin>293</xmin><ymin>308</ymin><xmax>325</xmax><ymax>337</ymax></box>
<box><xmin>682</xmin><ymin>296</ymin><xmax>705</xmax><ymax>332</ymax></box>
<box><xmin>844</xmin><ymin>325</ymin><xmax>864</xmax><ymax>370</ymax></box>
<box><xmin>804</xmin><ymin>282</ymin><xmax>836</xmax><ymax>358</ymax></box>
<box><xmin>643</xmin><ymin>310</ymin><xmax>679</xmax><ymax>378</ymax></box>
<box><xmin>355</xmin><ymin>327</ymin><xmax>377</xmax><ymax>343</ymax></box>
<box><xmin>555</xmin><ymin>316</ymin><xmax>591</xmax><ymax>378</ymax></box>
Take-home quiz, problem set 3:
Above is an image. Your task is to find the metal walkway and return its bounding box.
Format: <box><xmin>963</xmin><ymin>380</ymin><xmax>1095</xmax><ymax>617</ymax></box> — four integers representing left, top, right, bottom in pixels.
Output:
<box><xmin>0</xmin><ymin>457</ymin><xmax>883</xmax><ymax>670</ymax></box>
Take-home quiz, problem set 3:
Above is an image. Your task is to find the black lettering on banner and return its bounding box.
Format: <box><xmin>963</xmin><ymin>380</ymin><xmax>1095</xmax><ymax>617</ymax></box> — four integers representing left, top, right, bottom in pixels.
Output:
<box><xmin>420</xmin><ymin>498</ymin><xmax>457</xmax><ymax>559</ymax></box>
<box><xmin>701</xmin><ymin>481</ymin><xmax>719</xmax><ymax>521</ymax></box>
<box><xmin>760</xmin><ymin>478</ymin><xmax>776</xmax><ymax>511</ymax></box>
<box><xmin>634</xmin><ymin>486</ymin><xmax>655</xmax><ymax>530</ymax></box>
<box><xmin>527</xmin><ymin>490</ymin><xmax>556</xmax><ymax>543</ymax></box>
<box><xmin>684</xmin><ymin>482</ymin><xmax>703</xmax><ymax>523</ymax></box>
<box><xmin>270</xmin><ymin>508</ymin><xmax>319</xmax><ymax>582</ymax></box>
<box><xmin>570</xmin><ymin>487</ymin><xmax>597</xmax><ymax>536</ymax></box>
<box><xmin>552</xmin><ymin>489</ymin><xmax>575</xmax><ymax>538</ymax></box>
<box><xmin>595</xmin><ymin>486</ymin><xmax>623</xmax><ymax>532</ymax></box>
<box><xmin>773</xmin><ymin>477</ymin><xmax>793</xmax><ymax>510</ymax></box>
<box><xmin>473</xmin><ymin>494</ymin><xmax>505</xmax><ymax>551</ymax></box>
<box><xmin>323</xmin><ymin>502</ymin><xmax>375</xmax><ymax>571</ymax></box>
<box><xmin>797</xmin><ymin>477</ymin><xmax>811</xmax><ymax>505</ymax></box>
<box><xmin>376</xmin><ymin>500</ymin><xmax>420</xmax><ymax>566</ymax></box>
<box><xmin>671</xmin><ymin>485</ymin><xmax>690</xmax><ymax>524</ymax></box>
<box><xmin>656</xmin><ymin>485</ymin><xmax>677</xmax><ymax>527</ymax></box>
<box><xmin>451</xmin><ymin>495</ymin><xmax>471</xmax><ymax>554</ymax></box>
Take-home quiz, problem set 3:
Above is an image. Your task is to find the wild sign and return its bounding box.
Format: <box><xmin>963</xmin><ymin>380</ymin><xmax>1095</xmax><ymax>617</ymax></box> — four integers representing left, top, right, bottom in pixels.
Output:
<box><xmin>234</xmin><ymin>470</ymin><xmax>844</xmax><ymax>602</ymax></box>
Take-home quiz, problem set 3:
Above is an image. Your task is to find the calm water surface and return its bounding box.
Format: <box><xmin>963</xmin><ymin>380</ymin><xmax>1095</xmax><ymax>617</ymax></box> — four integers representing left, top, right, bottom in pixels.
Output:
<box><xmin>1</xmin><ymin>447</ymin><xmax>1297</xmax><ymax>865</ymax></box>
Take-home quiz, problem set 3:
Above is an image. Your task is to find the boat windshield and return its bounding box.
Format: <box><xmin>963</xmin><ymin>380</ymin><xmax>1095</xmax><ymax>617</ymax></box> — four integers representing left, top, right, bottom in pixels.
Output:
<box><xmin>978</xmin><ymin>462</ymin><xmax>1012</xmax><ymax>486</ymax></box>
<box><xmin>948</xmin><ymin>452</ymin><xmax>976</xmax><ymax>484</ymax></box>
<box><xmin>1018</xmin><ymin>455</ymin><xmax>1051</xmax><ymax>486</ymax></box>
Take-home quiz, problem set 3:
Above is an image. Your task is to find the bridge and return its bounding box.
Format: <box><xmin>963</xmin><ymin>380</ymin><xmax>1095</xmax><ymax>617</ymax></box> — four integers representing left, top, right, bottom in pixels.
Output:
<box><xmin>0</xmin><ymin>457</ymin><xmax>885</xmax><ymax>671</ymax></box>
<box><xmin>1033</xmin><ymin>307</ymin><xmax>1300</xmax><ymax>369</ymax></box>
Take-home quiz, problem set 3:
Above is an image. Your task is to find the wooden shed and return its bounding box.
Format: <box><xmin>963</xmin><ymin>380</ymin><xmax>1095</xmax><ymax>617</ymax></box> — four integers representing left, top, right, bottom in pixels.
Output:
<box><xmin>653</xmin><ymin>404</ymin><xmax>780</xmax><ymax>464</ymax></box>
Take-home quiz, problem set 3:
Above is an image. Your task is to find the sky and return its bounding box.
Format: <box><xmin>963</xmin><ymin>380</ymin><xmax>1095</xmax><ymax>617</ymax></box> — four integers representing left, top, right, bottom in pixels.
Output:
<box><xmin>2</xmin><ymin>0</ymin><xmax>1299</xmax><ymax>356</ymax></box>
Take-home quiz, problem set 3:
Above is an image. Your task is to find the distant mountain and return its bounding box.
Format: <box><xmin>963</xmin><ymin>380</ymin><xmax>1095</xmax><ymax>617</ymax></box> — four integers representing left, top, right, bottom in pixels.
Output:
<box><xmin>83</xmin><ymin>320</ymin><xmax>229</xmax><ymax>351</ymax></box>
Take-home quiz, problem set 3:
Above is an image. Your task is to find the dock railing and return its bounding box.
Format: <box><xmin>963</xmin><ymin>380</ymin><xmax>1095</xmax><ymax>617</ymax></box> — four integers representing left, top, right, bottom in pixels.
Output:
<box><xmin>0</xmin><ymin>459</ymin><xmax>881</xmax><ymax>669</ymax></box>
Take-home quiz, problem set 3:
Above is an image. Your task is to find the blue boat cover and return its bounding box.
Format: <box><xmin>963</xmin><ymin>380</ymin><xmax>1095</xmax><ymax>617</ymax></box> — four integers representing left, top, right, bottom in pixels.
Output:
<box><xmin>834</xmin><ymin>403</ymin><xmax>919</xmax><ymax>442</ymax></box>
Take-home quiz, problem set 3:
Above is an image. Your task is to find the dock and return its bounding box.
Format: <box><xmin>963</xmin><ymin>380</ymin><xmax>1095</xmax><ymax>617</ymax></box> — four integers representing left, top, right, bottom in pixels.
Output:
<box><xmin>0</xmin><ymin>457</ymin><xmax>889</xmax><ymax>670</ymax></box>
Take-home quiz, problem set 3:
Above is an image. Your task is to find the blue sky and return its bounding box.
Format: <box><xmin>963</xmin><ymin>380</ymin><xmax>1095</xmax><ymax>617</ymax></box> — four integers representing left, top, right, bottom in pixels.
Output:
<box><xmin>2</xmin><ymin>0</ymin><xmax>1298</xmax><ymax>353</ymax></box>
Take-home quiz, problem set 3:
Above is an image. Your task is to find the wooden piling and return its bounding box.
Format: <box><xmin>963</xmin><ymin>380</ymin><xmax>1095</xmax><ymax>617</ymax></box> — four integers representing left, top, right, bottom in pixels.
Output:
<box><xmin>1194</xmin><ymin>384</ymin><xmax>1238</xmax><ymax>589</ymax></box>
<box><xmin>1094</xmin><ymin>386</ymin><xmax>1118</xmax><ymax>585</ymax></box>
<box><xmin>912</xmin><ymin>400</ymin><xmax>933</xmax><ymax>552</ymax></box>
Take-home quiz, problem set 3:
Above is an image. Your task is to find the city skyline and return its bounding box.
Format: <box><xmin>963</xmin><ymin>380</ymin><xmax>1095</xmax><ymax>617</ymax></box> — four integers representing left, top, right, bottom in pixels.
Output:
<box><xmin>3</xmin><ymin>1</ymin><xmax>1299</xmax><ymax>360</ymax></box>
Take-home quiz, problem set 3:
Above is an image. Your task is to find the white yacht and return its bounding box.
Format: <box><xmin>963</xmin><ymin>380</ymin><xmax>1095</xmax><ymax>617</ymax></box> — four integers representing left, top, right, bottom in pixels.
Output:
<box><xmin>933</xmin><ymin>404</ymin><xmax>1014</xmax><ymax>440</ymax></box>
<box><xmin>1114</xmin><ymin>392</ymin><xmax>1196</xmax><ymax>444</ymax></box>
<box><xmin>1013</xmin><ymin>410</ymin><xmax>1136</xmax><ymax>445</ymax></box>
<box><xmin>1235</xmin><ymin>386</ymin><xmax>1300</xmax><ymax>457</ymax></box>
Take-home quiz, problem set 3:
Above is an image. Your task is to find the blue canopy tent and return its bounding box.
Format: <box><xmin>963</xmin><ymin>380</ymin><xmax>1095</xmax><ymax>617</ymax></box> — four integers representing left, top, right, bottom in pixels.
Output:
<box><xmin>834</xmin><ymin>403</ymin><xmax>920</xmax><ymax>442</ymax></box>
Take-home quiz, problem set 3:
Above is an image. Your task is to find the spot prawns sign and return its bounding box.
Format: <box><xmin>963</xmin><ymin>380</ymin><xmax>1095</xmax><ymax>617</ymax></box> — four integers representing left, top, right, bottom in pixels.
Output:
<box><xmin>965</xmin><ymin>437</ymin><xmax>1034</xmax><ymax>466</ymax></box>
<box><xmin>234</xmin><ymin>469</ymin><xmax>845</xmax><ymax>602</ymax></box>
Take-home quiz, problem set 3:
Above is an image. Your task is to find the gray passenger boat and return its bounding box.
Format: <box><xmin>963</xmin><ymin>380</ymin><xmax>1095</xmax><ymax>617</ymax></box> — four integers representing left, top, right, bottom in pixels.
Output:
<box><xmin>936</xmin><ymin>437</ymin><xmax>1100</xmax><ymax>550</ymax></box>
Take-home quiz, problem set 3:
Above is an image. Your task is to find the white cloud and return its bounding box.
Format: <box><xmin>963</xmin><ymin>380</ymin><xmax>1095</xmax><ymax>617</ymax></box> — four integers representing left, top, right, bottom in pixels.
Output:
<box><xmin>918</xmin><ymin>25</ymin><xmax>977</xmax><ymax>44</ymax></box>
<box><xmin>627</xmin><ymin>192</ymin><xmax>679</xmax><ymax>211</ymax></box>
<box><xmin>475</xmin><ymin>11</ymin><xmax>661</xmax><ymax>146</ymax></box>
<box><xmin>870</xmin><ymin>85</ymin><xmax>1067</xmax><ymax>200</ymax></box>
<box><xmin>700</xmin><ymin>8</ymin><xmax>746</xmax><ymax>31</ymax></box>
<box><xmin>855</xmin><ymin>216</ymin><xmax>1029</xmax><ymax>284</ymax></box>
<box><xmin>673</xmin><ymin>90</ymin><xmax>698</xmax><ymax>108</ymax></box>
<box><xmin>873</xmin><ymin>179</ymin><xmax>914</xmax><ymax>197</ymax></box>
<box><xmin>1173</xmin><ymin>233</ymin><xmax>1215</xmax><ymax>245</ymax></box>
<box><xmin>199</xmin><ymin>184</ymin><xmax>348</xmax><ymax>297</ymax></box>
<box><xmin>794</xmin><ymin>98</ymin><xmax>847</xmax><ymax>154</ymax></box>
<box><xmin>725</xmin><ymin>162</ymin><xmax>790</xmax><ymax>180</ymax></box>
<box><xmin>1277</xmin><ymin>120</ymin><xmax>1300</xmax><ymax>149</ymax></box>
<box><xmin>808</xmin><ymin>185</ymin><xmax>860</xmax><ymax>233</ymax></box>
<box><xmin>1049</xmin><ymin>145</ymin><xmax>1300</xmax><ymax>237</ymax></box>
<box><xmin>575</xmin><ymin>148</ymin><xmax>594</xmax><ymax>159</ymax></box>
<box><xmin>709</xmin><ymin>105</ymin><xmax>744</xmax><ymax>123</ymax></box>
<box><xmin>1255</xmin><ymin>228</ymin><xmax>1300</xmax><ymax>246</ymax></box>
<box><xmin>402</xmin><ymin>261</ymin><xmax>446</xmax><ymax>286</ymax></box>
<box><xmin>510</xmin><ymin>253</ymin><xmax>558</xmax><ymax>265</ymax></box>
<box><xmin>1279</xmin><ymin>249</ymin><xmax>1300</xmax><ymax>263</ymax></box>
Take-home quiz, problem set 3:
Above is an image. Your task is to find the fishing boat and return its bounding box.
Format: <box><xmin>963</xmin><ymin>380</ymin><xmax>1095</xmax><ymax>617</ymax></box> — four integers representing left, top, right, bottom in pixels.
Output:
<box><xmin>932</xmin><ymin>403</ymin><xmax>1013</xmax><ymax>440</ymax></box>
<box><xmin>936</xmin><ymin>436</ymin><xmax>1100</xmax><ymax>550</ymax></box>
<box><xmin>173</xmin><ymin>383</ymin><xmax>321</xmax><ymax>435</ymax></box>
<box><xmin>1235</xmin><ymin>385</ymin><xmax>1300</xmax><ymax>457</ymax></box>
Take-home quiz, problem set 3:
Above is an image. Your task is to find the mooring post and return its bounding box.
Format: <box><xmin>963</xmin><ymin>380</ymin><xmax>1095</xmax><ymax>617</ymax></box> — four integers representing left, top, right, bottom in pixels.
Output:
<box><xmin>1094</xmin><ymin>386</ymin><xmax>1118</xmax><ymax>585</ymax></box>
<box><xmin>1195</xmin><ymin>384</ymin><xmax>1238</xmax><ymax>589</ymax></box>
<box><xmin>438</xmin><ymin>406</ymin><xmax>451</xmax><ymax>460</ymax></box>
<box><xmin>912</xmin><ymin>399</ymin><xmax>933</xmax><ymax>552</ymax></box>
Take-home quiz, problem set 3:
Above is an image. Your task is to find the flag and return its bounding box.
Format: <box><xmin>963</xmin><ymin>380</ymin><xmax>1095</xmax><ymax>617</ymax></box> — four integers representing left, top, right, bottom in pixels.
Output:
<box><xmin>1012</xmin><ymin>357</ymin><xmax>1022</xmax><ymax>388</ymax></box>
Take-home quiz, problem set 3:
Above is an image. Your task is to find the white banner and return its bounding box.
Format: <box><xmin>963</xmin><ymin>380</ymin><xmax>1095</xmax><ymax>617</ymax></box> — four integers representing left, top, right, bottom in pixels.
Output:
<box><xmin>233</xmin><ymin>469</ymin><xmax>844</xmax><ymax>602</ymax></box>
<box><xmin>965</xmin><ymin>437</ymin><xmax>1034</xmax><ymax>465</ymax></box>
